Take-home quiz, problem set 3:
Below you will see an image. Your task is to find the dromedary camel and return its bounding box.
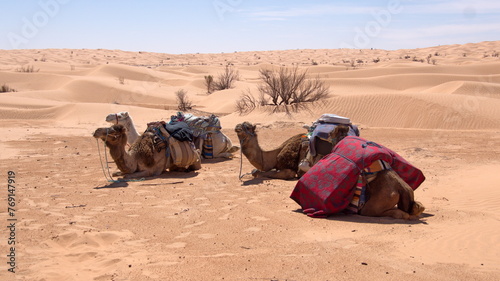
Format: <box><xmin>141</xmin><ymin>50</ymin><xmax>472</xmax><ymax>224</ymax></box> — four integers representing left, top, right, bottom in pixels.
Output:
<box><xmin>93</xmin><ymin>124</ymin><xmax>201</xmax><ymax>179</ymax></box>
<box><xmin>330</xmin><ymin>125</ymin><xmax>426</xmax><ymax>219</ymax></box>
<box><xmin>106</xmin><ymin>111</ymin><xmax>239</xmax><ymax>159</ymax></box>
<box><xmin>235</xmin><ymin>122</ymin><xmax>308</xmax><ymax>179</ymax></box>
<box><xmin>105</xmin><ymin>111</ymin><xmax>140</xmax><ymax>145</ymax></box>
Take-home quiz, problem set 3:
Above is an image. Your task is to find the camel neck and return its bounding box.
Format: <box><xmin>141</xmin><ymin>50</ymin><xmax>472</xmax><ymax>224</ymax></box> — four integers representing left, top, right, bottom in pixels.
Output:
<box><xmin>241</xmin><ymin>134</ymin><xmax>278</xmax><ymax>171</ymax></box>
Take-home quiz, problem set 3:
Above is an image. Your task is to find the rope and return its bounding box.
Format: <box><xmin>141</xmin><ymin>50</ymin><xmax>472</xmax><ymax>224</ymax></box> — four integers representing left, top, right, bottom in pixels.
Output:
<box><xmin>95</xmin><ymin>129</ymin><xmax>145</xmax><ymax>183</ymax></box>
<box><xmin>238</xmin><ymin>125</ymin><xmax>258</xmax><ymax>181</ymax></box>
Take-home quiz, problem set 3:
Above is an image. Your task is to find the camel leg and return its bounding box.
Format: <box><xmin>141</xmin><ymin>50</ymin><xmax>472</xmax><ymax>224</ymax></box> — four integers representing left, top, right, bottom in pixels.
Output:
<box><xmin>253</xmin><ymin>169</ymin><xmax>296</xmax><ymax>180</ymax></box>
<box><xmin>122</xmin><ymin>170</ymin><xmax>153</xmax><ymax>179</ymax></box>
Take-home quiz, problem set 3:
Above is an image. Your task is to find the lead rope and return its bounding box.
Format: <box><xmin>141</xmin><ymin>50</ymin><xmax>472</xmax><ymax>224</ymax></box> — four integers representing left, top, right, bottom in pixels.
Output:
<box><xmin>238</xmin><ymin>127</ymin><xmax>257</xmax><ymax>181</ymax></box>
<box><xmin>96</xmin><ymin>129</ymin><xmax>118</xmax><ymax>182</ymax></box>
<box><xmin>96</xmin><ymin>129</ymin><xmax>145</xmax><ymax>183</ymax></box>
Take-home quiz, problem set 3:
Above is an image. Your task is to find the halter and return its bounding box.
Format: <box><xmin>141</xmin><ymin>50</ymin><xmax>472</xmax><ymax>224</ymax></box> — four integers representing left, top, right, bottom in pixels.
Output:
<box><xmin>238</xmin><ymin>124</ymin><xmax>258</xmax><ymax>181</ymax></box>
<box><xmin>95</xmin><ymin>127</ymin><xmax>144</xmax><ymax>183</ymax></box>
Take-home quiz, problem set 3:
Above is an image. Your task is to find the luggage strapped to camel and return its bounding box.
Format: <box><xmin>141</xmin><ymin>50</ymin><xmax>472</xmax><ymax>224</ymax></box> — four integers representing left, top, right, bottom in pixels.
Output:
<box><xmin>171</xmin><ymin>112</ymin><xmax>222</xmax><ymax>159</ymax></box>
<box><xmin>146</xmin><ymin>121</ymin><xmax>199</xmax><ymax>168</ymax></box>
<box><xmin>299</xmin><ymin>114</ymin><xmax>360</xmax><ymax>174</ymax></box>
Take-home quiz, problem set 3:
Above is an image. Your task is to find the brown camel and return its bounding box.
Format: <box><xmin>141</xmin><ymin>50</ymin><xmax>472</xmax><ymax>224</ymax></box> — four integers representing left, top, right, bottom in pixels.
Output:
<box><xmin>93</xmin><ymin>124</ymin><xmax>201</xmax><ymax>179</ymax></box>
<box><xmin>235</xmin><ymin>122</ymin><xmax>308</xmax><ymax>179</ymax></box>
<box><xmin>330</xmin><ymin>125</ymin><xmax>425</xmax><ymax>219</ymax></box>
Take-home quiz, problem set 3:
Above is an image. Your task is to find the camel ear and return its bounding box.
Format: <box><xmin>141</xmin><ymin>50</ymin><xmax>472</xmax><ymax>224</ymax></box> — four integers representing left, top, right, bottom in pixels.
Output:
<box><xmin>114</xmin><ymin>124</ymin><xmax>127</xmax><ymax>133</ymax></box>
<box><xmin>122</xmin><ymin>111</ymin><xmax>129</xmax><ymax>117</ymax></box>
<box><xmin>252</xmin><ymin>124</ymin><xmax>257</xmax><ymax>132</ymax></box>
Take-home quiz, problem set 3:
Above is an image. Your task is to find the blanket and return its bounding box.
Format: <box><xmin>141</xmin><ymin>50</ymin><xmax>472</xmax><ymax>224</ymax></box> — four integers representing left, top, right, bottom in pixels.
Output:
<box><xmin>290</xmin><ymin>136</ymin><xmax>425</xmax><ymax>218</ymax></box>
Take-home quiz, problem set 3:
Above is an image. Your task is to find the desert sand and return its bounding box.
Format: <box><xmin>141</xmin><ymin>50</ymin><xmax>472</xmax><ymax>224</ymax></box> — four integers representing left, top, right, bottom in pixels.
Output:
<box><xmin>0</xmin><ymin>41</ymin><xmax>499</xmax><ymax>281</ymax></box>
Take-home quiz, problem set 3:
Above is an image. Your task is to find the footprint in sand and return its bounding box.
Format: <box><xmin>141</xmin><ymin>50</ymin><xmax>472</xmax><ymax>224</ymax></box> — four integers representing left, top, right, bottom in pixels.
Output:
<box><xmin>244</xmin><ymin>227</ymin><xmax>261</xmax><ymax>232</ymax></box>
<box><xmin>198</xmin><ymin>233</ymin><xmax>216</xmax><ymax>239</ymax></box>
<box><xmin>166</xmin><ymin>242</ymin><xmax>187</xmax><ymax>248</ymax></box>
<box><xmin>251</xmin><ymin>216</ymin><xmax>269</xmax><ymax>221</ymax></box>
<box><xmin>184</xmin><ymin>221</ymin><xmax>206</xmax><ymax>228</ymax></box>
<box><xmin>218</xmin><ymin>213</ymin><xmax>231</xmax><ymax>220</ymax></box>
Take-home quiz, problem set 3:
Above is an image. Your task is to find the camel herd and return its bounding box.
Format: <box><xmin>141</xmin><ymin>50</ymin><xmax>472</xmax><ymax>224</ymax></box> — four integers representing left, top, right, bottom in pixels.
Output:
<box><xmin>93</xmin><ymin>112</ymin><xmax>425</xmax><ymax>220</ymax></box>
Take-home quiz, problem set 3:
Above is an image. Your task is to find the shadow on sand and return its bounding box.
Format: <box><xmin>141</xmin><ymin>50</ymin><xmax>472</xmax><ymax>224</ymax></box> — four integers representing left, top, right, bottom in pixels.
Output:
<box><xmin>293</xmin><ymin>209</ymin><xmax>433</xmax><ymax>225</ymax></box>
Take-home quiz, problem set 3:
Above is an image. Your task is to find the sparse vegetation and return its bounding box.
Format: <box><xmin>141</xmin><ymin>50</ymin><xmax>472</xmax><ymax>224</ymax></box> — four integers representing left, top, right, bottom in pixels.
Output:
<box><xmin>373</xmin><ymin>57</ymin><xmax>380</xmax><ymax>63</ymax></box>
<box><xmin>204</xmin><ymin>75</ymin><xmax>214</xmax><ymax>94</ymax></box>
<box><xmin>176</xmin><ymin>89</ymin><xmax>192</xmax><ymax>111</ymax></box>
<box><xmin>235</xmin><ymin>90</ymin><xmax>258</xmax><ymax>115</ymax></box>
<box><xmin>118</xmin><ymin>76</ymin><xmax>125</xmax><ymax>85</ymax></box>
<box><xmin>16</xmin><ymin>65</ymin><xmax>39</xmax><ymax>73</ymax></box>
<box><xmin>212</xmin><ymin>64</ymin><xmax>240</xmax><ymax>91</ymax></box>
<box><xmin>1</xmin><ymin>84</ymin><xmax>16</xmax><ymax>93</ymax></box>
<box><xmin>257</xmin><ymin>66</ymin><xmax>329</xmax><ymax>111</ymax></box>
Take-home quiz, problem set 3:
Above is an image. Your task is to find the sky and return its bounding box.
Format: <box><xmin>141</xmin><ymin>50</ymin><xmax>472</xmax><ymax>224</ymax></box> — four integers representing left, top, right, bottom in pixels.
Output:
<box><xmin>0</xmin><ymin>0</ymin><xmax>499</xmax><ymax>54</ymax></box>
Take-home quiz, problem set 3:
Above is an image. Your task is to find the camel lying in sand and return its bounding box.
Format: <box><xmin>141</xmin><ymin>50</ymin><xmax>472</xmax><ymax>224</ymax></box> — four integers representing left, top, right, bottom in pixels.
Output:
<box><xmin>330</xmin><ymin>125</ymin><xmax>426</xmax><ymax>219</ymax></box>
<box><xmin>93</xmin><ymin>124</ymin><xmax>201</xmax><ymax>178</ymax></box>
<box><xmin>106</xmin><ymin>111</ymin><xmax>239</xmax><ymax>159</ymax></box>
<box><xmin>235</xmin><ymin>122</ymin><xmax>308</xmax><ymax>179</ymax></box>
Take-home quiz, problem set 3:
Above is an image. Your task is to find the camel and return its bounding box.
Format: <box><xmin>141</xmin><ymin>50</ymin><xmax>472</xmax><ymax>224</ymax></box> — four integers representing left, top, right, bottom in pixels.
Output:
<box><xmin>329</xmin><ymin>125</ymin><xmax>425</xmax><ymax>220</ymax></box>
<box><xmin>105</xmin><ymin>111</ymin><xmax>140</xmax><ymax>145</ymax></box>
<box><xmin>93</xmin><ymin>124</ymin><xmax>201</xmax><ymax>179</ymax></box>
<box><xmin>235</xmin><ymin>122</ymin><xmax>308</xmax><ymax>179</ymax></box>
<box><xmin>106</xmin><ymin>111</ymin><xmax>239</xmax><ymax>159</ymax></box>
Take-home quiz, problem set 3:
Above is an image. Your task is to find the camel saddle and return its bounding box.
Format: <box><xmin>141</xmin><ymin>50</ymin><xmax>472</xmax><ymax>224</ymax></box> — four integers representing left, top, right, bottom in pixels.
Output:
<box><xmin>146</xmin><ymin>121</ymin><xmax>199</xmax><ymax>168</ymax></box>
<box><xmin>290</xmin><ymin>136</ymin><xmax>425</xmax><ymax>218</ymax></box>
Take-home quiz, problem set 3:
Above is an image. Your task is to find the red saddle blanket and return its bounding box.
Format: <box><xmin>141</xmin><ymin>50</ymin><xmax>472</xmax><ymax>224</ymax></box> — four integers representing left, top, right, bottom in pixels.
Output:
<box><xmin>290</xmin><ymin>136</ymin><xmax>425</xmax><ymax>218</ymax></box>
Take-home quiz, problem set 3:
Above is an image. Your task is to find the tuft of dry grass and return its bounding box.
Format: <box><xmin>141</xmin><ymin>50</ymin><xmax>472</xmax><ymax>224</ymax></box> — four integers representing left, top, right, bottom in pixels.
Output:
<box><xmin>16</xmin><ymin>65</ymin><xmax>39</xmax><ymax>73</ymax></box>
<box><xmin>1</xmin><ymin>84</ymin><xmax>16</xmax><ymax>93</ymax></box>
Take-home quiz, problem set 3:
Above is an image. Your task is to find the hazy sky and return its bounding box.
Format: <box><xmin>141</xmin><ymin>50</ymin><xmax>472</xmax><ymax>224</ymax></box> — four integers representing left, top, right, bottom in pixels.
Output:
<box><xmin>1</xmin><ymin>0</ymin><xmax>499</xmax><ymax>54</ymax></box>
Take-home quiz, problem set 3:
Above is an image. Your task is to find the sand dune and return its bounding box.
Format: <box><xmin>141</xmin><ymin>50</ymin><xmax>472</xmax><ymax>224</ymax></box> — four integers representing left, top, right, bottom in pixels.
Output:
<box><xmin>0</xmin><ymin>41</ymin><xmax>499</xmax><ymax>280</ymax></box>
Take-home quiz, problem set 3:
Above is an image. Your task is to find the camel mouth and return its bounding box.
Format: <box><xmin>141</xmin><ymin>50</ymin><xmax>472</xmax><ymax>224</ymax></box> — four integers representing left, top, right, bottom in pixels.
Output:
<box><xmin>93</xmin><ymin>127</ymin><xmax>123</xmax><ymax>140</ymax></box>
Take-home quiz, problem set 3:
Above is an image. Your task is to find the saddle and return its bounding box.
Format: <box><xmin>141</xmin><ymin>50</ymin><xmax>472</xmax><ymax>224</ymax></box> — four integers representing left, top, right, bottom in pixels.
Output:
<box><xmin>146</xmin><ymin>121</ymin><xmax>200</xmax><ymax>168</ymax></box>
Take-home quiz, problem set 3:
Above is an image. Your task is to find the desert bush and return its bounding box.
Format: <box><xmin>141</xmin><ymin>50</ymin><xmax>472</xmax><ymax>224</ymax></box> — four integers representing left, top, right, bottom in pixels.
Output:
<box><xmin>235</xmin><ymin>90</ymin><xmax>258</xmax><ymax>115</ymax></box>
<box><xmin>204</xmin><ymin>75</ymin><xmax>214</xmax><ymax>94</ymax></box>
<box><xmin>257</xmin><ymin>66</ymin><xmax>330</xmax><ymax>108</ymax></box>
<box><xmin>373</xmin><ymin>57</ymin><xmax>380</xmax><ymax>63</ymax></box>
<box><xmin>118</xmin><ymin>76</ymin><xmax>125</xmax><ymax>84</ymax></box>
<box><xmin>213</xmin><ymin>64</ymin><xmax>240</xmax><ymax>91</ymax></box>
<box><xmin>1</xmin><ymin>84</ymin><xmax>16</xmax><ymax>93</ymax></box>
<box><xmin>176</xmin><ymin>89</ymin><xmax>192</xmax><ymax>111</ymax></box>
<box><xmin>16</xmin><ymin>65</ymin><xmax>39</xmax><ymax>73</ymax></box>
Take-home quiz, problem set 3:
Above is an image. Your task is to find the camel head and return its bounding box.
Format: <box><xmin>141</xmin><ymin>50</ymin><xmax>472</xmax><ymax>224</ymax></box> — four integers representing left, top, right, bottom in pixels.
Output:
<box><xmin>329</xmin><ymin>124</ymin><xmax>350</xmax><ymax>147</ymax></box>
<box><xmin>93</xmin><ymin>124</ymin><xmax>128</xmax><ymax>147</ymax></box>
<box><xmin>235</xmin><ymin>122</ymin><xmax>257</xmax><ymax>142</ymax></box>
<box><xmin>105</xmin><ymin>111</ymin><xmax>130</xmax><ymax>124</ymax></box>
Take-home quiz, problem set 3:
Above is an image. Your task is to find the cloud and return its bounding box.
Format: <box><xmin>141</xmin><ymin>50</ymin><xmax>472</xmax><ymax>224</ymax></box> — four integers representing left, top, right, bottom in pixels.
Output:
<box><xmin>244</xmin><ymin>0</ymin><xmax>500</xmax><ymax>21</ymax></box>
<box><xmin>381</xmin><ymin>23</ymin><xmax>500</xmax><ymax>41</ymax></box>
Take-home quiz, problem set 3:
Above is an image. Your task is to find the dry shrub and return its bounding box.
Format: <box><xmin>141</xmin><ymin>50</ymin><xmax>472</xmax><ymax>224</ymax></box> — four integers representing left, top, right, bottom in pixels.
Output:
<box><xmin>213</xmin><ymin>64</ymin><xmax>240</xmax><ymax>91</ymax></box>
<box><xmin>1</xmin><ymin>84</ymin><xmax>16</xmax><ymax>93</ymax></box>
<box><xmin>16</xmin><ymin>65</ymin><xmax>39</xmax><ymax>73</ymax></box>
<box><xmin>176</xmin><ymin>89</ymin><xmax>192</xmax><ymax>111</ymax></box>
<box><xmin>258</xmin><ymin>66</ymin><xmax>329</xmax><ymax>107</ymax></box>
<box><xmin>204</xmin><ymin>75</ymin><xmax>214</xmax><ymax>94</ymax></box>
<box><xmin>235</xmin><ymin>90</ymin><xmax>257</xmax><ymax>115</ymax></box>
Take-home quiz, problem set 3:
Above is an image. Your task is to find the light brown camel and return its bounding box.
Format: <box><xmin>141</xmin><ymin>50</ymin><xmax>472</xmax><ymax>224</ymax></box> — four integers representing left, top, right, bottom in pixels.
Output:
<box><xmin>330</xmin><ymin>125</ymin><xmax>425</xmax><ymax>219</ymax></box>
<box><xmin>93</xmin><ymin>124</ymin><xmax>201</xmax><ymax>179</ymax></box>
<box><xmin>235</xmin><ymin>122</ymin><xmax>308</xmax><ymax>179</ymax></box>
<box><xmin>105</xmin><ymin>111</ymin><xmax>140</xmax><ymax>145</ymax></box>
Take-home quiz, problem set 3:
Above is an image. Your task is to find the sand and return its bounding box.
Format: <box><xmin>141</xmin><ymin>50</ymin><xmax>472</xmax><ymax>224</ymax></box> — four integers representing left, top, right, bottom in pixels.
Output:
<box><xmin>0</xmin><ymin>41</ymin><xmax>499</xmax><ymax>280</ymax></box>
